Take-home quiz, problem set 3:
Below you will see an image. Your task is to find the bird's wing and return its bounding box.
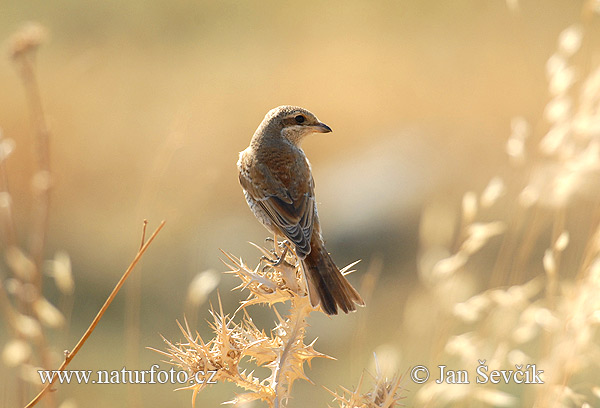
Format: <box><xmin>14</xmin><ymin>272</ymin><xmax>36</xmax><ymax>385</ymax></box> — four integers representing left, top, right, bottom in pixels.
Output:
<box><xmin>239</xmin><ymin>161</ymin><xmax>315</xmax><ymax>258</ymax></box>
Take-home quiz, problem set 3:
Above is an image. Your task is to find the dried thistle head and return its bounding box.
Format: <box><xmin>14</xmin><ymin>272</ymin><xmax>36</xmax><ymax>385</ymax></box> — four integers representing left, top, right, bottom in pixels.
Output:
<box><xmin>326</xmin><ymin>362</ymin><xmax>405</xmax><ymax>408</ymax></box>
<box><xmin>220</xmin><ymin>239</ymin><xmax>310</xmax><ymax>309</ymax></box>
<box><xmin>156</xmin><ymin>239</ymin><xmax>343</xmax><ymax>407</ymax></box>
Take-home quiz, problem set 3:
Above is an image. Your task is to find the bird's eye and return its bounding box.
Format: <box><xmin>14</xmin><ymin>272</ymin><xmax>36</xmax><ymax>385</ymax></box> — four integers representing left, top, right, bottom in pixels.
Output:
<box><xmin>295</xmin><ymin>115</ymin><xmax>305</xmax><ymax>124</ymax></box>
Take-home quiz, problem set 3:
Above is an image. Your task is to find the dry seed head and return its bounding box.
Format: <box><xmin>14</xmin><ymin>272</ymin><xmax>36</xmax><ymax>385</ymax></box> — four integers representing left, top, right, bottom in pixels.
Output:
<box><xmin>431</xmin><ymin>252</ymin><xmax>468</xmax><ymax>279</ymax></box>
<box><xmin>31</xmin><ymin>170</ymin><xmax>52</xmax><ymax>194</ymax></box>
<box><xmin>472</xmin><ymin>388</ymin><xmax>517</xmax><ymax>407</ymax></box>
<box><xmin>0</xmin><ymin>137</ymin><xmax>15</xmax><ymax>163</ymax></box>
<box><xmin>4</xmin><ymin>278</ymin><xmax>21</xmax><ymax>295</ymax></box>
<box><xmin>480</xmin><ymin>177</ymin><xmax>505</xmax><ymax>208</ymax></box>
<box><xmin>33</xmin><ymin>297</ymin><xmax>66</xmax><ymax>328</ymax></box>
<box><xmin>506</xmin><ymin>117</ymin><xmax>529</xmax><ymax>164</ymax></box>
<box><xmin>540</xmin><ymin>122</ymin><xmax>569</xmax><ymax>155</ymax></box>
<box><xmin>221</xmin><ymin>241</ymin><xmax>312</xmax><ymax>309</ymax></box>
<box><xmin>453</xmin><ymin>293</ymin><xmax>491</xmax><ymax>323</ymax></box>
<box><xmin>57</xmin><ymin>399</ymin><xmax>78</xmax><ymax>408</ymax></box>
<box><xmin>15</xmin><ymin>314</ymin><xmax>42</xmax><ymax>339</ymax></box>
<box><xmin>549</xmin><ymin>65</ymin><xmax>576</xmax><ymax>96</ymax></box>
<box><xmin>186</xmin><ymin>269</ymin><xmax>220</xmax><ymax>308</ymax></box>
<box><xmin>547</xmin><ymin>54</ymin><xmax>568</xmax><ymax>79</ymax></box>
<box><xmin>507</xmin><ymin>349</ymin><xmax>531</xmax><ymax>366</ymax></box>
<box><xmin>557</xmin><ymin>24</ymin><xmax>583</xmax><ymax>57</ymax></box>
<box><xmin>5</xmin><ymin>246</ymin><xmax>36</xmax><ymax>281</ymax></box>
<box><xmin>8</xmin><ymin>22</ymin><xmax>47</xmax><ymax>60</ymax></box>
<box><xmin>544</xmin><ymin>96</ymin><xmax>572</xmax><ymax>123</ymax></box>
<box><xmin>518</xmin><ymin>185</ymin><xmax>539</xmax><ymax>207</ymax></box>
<box><xmin>2</xmin><ymin>339</ymin><xmax>32</xmax><ymax>367</ymax></box>
<box><xmin>49</xmin><ymin>251</ymin><xmax>74</xmax><ymax>294</ymax></box>
<box><xmin>445</xmin><ymin>333</ymin><xmax>478</xmax><ymax>363</ymax></box>
<box><xmin>543</xmin><ymin>249</ymin><xmax>557</xmax><ymax>276</ymax></box>
<box><xmin>327</xmin><ymin>368</ymin><xmax>404</xmax><ymax>408</ymax></box>
<box><xmin>461</xmin><ymin>221</ymin><xmax>505</xmax><ymax>255</ymax></box>
<box><xmin>19</xmin><ymin>364</ymin><xmax>44</xmax><ymax>385</ymax></box>
<box><xmin>416</xmin><ymin>381</ymin><xmax>471</xmax><ymax>405</ymax></box>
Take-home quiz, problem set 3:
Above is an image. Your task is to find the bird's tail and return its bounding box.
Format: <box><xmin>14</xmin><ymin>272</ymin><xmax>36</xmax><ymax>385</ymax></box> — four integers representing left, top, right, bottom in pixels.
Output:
<box><xmin>301</xmin><ymin>241</ymin><xmax>365</xmax><ymax>315</ymax></box>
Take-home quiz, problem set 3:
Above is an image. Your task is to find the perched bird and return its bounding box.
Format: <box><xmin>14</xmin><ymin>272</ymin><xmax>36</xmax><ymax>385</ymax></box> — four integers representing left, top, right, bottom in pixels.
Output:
<box><xmin>237</xmin><ymin>105</ymin><xmax>364</xmax><ymax>315</ymax></box>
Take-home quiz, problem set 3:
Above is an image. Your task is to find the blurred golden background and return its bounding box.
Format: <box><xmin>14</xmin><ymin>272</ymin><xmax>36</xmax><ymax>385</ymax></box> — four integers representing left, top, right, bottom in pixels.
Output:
<box><xmin>1</xmin><ymin>0</ymin><xmax>599</xmax><ymax>407</ymax></box>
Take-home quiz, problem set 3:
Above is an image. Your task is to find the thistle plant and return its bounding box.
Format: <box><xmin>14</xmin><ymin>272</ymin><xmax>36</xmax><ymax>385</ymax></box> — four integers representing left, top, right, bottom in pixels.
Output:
<box><xmin>155</xmin><ymin>239</ymin><xmax>404</xmax><ymax>407</ymax></box>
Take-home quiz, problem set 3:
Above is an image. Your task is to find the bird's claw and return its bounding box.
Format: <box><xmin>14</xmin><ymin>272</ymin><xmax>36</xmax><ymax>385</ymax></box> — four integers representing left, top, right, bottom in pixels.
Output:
<box><xmin>261</xmin><ymin>245</ymin><xmax>290</xmax><ymax>269</ymax></box>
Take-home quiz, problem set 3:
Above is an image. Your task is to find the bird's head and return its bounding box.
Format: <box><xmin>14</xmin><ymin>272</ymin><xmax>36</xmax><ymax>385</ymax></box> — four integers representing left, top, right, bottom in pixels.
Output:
<box><xmin>259</xmin><ymin>105</ymin><xmax>332</xmax><ymax>145</ymax></box>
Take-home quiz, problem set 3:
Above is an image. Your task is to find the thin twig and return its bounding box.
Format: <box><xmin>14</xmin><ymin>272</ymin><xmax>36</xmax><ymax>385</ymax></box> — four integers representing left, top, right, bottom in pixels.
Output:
<box><xmin>24</xmin><ymin>220</ymin><xmax>166</xmax><ymax>408</ymax></box>
<box><xmin>140</xmin><ymin>219</ymin><xmax>148</xmax><ymax>250</ymax></box>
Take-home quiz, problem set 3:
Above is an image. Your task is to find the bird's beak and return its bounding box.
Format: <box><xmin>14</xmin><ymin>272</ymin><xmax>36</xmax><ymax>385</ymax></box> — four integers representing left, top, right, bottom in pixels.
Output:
<box><xmin>313</xmin><ymin>122</ymin><xmax>332</xmax><ymax>133</ymax></box>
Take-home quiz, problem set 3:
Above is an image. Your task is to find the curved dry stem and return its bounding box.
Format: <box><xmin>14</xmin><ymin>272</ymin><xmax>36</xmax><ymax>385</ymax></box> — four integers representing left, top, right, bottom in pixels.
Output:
<box><xmin>24</xmin><ymin>220</ymin><xmax>166</xmax><ymax>408</ymax></box>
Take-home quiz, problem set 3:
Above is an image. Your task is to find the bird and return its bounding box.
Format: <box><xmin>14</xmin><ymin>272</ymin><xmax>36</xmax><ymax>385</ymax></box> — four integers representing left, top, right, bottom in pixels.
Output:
<box><xmin>237</xmin><ymin>105</ymin><xmax>364</xmax><ymax>315</ymax></box>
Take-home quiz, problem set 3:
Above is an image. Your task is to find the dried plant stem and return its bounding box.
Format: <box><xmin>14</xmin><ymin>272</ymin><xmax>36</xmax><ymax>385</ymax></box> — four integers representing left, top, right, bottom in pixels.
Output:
<box><xmin>8</xmin><ymin>26</ymin><xmax>56</xmax><ymax>408</ymax></box>
<box><xmin>272</xmin><ymin>299</ymin><xmax>311</xmax><ymax>407</ymax></box>
<box><xmin>0</xmin><ymin>133</ymin><xmax>18</xmax><ymax>248</ymax></box>
<box><xmin>24</xmin><ymin>220</ymin><xmax>166</xmax><ymax>408</ymax></box>
<box><xmin>13</xmin><ymin>50</ymin><xmax>52</xmax><ymax>290</ymax></box>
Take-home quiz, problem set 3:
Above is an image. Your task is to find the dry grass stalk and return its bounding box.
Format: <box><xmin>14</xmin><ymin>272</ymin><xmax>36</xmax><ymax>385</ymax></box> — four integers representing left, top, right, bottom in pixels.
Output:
<box><xmin>25</xmin><ymin>220</ymin><xmax>166</xmax><ymax>408</ymax></box>
<box><xmin>415</xmin><ymin>8</ymin><xmax>600</xmax><ymax>406</ymax></box>
<box><xmin>1</xmin><ymin>22</ymin><xmax>57</xmax><ymax>408</ymax></box>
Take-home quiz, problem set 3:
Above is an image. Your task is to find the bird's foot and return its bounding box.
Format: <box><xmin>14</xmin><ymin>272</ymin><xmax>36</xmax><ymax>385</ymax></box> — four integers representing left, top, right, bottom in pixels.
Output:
<box><xmin>261</xmin><ymin>245</ymin><xmax>290</xmax><ymax>268</ymax></box>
